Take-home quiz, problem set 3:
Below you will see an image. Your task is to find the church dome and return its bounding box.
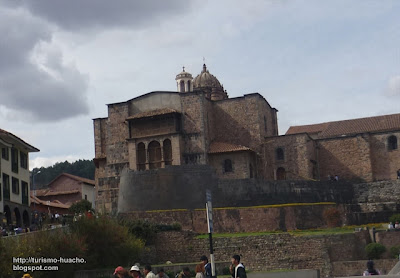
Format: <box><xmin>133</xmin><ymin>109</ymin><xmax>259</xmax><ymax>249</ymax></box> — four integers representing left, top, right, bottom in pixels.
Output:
<box><xmin>193</xmin><ymin>64</ymin><xmax>223</xmax><ymax>89</ymax></box>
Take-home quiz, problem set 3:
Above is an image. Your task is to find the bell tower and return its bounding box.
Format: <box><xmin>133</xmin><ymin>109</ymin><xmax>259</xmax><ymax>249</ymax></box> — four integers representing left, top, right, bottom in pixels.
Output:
<box><xmin>175</xmin><ymin>66</ymin><xmax>193</xmax><ymax>93</ymax></box>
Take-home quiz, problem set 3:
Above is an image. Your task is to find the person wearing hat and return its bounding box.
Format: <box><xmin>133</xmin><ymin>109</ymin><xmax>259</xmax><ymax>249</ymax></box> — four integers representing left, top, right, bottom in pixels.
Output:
<box><xmin>114</xmin><ymin>266</ymin><xmax>130</xmax><ymax>278</ymax></box>
<box><xmin>130</xmin><ymin>265</ymin><xmax>141</xmax><ymax>278</ymax></box>
<box><xmin>200</xmin><ymin>255</ymin><xmax>211</xmax><ymax>278</ymax></box>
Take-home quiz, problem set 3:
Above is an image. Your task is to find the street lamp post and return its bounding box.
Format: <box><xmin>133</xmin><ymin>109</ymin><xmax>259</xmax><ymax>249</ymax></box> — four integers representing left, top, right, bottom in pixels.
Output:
<box><xmin>32</xmin><ymin>170</ymin><xmax>41</xmax><ymax>212</ymax></box>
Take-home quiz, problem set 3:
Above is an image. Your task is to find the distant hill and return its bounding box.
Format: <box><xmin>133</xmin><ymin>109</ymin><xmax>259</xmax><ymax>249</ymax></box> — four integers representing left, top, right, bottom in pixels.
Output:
<box><xmin>32</xmin><ymin>159</ymin><xmax>95</xmax><ymax>189</ymax></box>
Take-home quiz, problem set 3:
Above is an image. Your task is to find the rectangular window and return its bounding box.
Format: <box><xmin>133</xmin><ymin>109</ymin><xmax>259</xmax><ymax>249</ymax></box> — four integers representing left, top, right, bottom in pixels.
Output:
<box><xmin>2</xmin><ymin>147</ymin><xmax>9</xmax><ymax>160</ymax></box>
<box><xmin>20</xmin><ymin>152</ymin><xmax>28</xmax><ymax>169</ymax></box>
<box><xmin>21</xmin><ymin>181</ymin><xmax>28</xmax><ymax>205</ymax></box>
<box><xmin>12</xmin><ymin>177</ymin><xmax>19</xmax><ymax>195</ymax></box>
<box><xmin>2</xmin><ymin>174</ymin><xmax>10</xmax><ymax>200</ymax></box>
<box><xmin>0</xmin><ymin>182</ymin><xmax>2</xmax><ymax>201</ymax></box>
<box><xmin>11</xmin><ymin>147</ymin><xmax>18</xmax><ymax>173</ymax></box>
<box><xmin>85</xmin><ymin>194</ymin><xmax>88</xmax><ymax>200</ymax></box>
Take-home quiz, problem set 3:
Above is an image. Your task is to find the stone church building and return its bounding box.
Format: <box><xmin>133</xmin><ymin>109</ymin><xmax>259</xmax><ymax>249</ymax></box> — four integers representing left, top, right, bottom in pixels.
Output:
<box><xmin>93</xmin><ymin>64</ymin><xmax>400</xmax><ymax>213</ymax></box>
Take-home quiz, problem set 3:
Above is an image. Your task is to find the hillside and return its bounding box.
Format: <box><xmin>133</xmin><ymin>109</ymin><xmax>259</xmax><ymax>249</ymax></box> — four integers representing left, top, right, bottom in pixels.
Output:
<box><xmin>32</xmin><ymin>159</ymin><xmax>95</xmax><ymax>188</ymax></box>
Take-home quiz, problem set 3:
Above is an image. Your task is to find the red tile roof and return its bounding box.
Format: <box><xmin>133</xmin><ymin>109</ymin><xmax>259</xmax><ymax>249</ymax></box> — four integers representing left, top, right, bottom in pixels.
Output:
<box><xmin>286</xmin><ymin>123</ymin><xmax>329</xmax><ymax>136</ymax></box>
<box><xmin>60</xmin><ymin>173</ymin><xmax>95</xmax><ymax>185</ymax></box>
<box><xmin>34</xmin><ymin>189</ymin><xmax>80</xmax><ymax>197</ymax></box>
<box><xmin>209</xmin><ymin>141</ymin><xmax>252</xmax><ymax>154</ymax></box>
<box><xmin>286</xmin><ymin>113</ymin><xmax>400</xmax><ymax>138</ymax></box>
<box><xmin>126</xmin><ymin>108</ymin><xmax>179</xmax><ymax>120</ymax></box>
<box><xmin>30</xmin><ymin>195</ymin><xmax>70</xmax><ymax>209</ymax></box>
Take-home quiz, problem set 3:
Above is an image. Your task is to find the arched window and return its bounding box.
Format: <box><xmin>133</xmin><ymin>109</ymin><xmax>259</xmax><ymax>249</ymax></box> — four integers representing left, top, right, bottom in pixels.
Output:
<box><xmin>276</xmin><ymin>167</ymin><xmax>286</xmax><ymax>180</ymax></box>
<box><xmin>4</xmin><ymin>205</ymin><xmax>11</xmax><ymax>225</ymax></box>
<box><xmin>137</xmin><ymin>142</ymin><xmax>146</xmax><ymax>171</ymax></box>
<box><xmin>180</xmin><ymin>80</ymin><xmax>185</xmax><ymax>92</ymax></box>
<box><xmin>14</xmin><ymin>207</ymin><xmax>21</xmax><ymax>227</ymax></box>
<box><xmin>276</xmin><ymin>147</ymin><xmax>284</xmax><ymax>161</ymax></box>
<box><xmin>23</xmin><ymin>210</ymin><xmax>30</xmax><ymax>228</ymax></box>
<box><xmin>148</xmin><ymin>141</ymin><xmax>162</xmax><ymax>169</ymax></box>
<box><xmin>163</xmin><ymin>139</ymin><xmax>172</xmax><ymax>166</ymax></box>
<box><xmin>249</xmin><ymin>163</ymin><xmax>254</xmax><ymax>178</ymax></box>
<box><xmin>224</xmin><ymin>159</ymin><xmax>233</xmax><ymax>173</ymax></box>
<box><xmin>187</xmin><ymin>80</ymin><xmax>191</xmax><ymax>92</ymax></box>
<box><xmin>388</xmin><ymin>135</ymin><xmax>398</xmax><ymax>151</ymax></box>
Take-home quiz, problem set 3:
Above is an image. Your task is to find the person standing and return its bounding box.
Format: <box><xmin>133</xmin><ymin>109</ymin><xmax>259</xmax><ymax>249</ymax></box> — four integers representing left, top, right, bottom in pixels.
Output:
<box><xmin>130</xmin><ymin>265</ymin><xmax>141</xmax><ymax>278</ymax></box>
<box><xmin>363</xmin><ymin>260</ymin><xmax>380</xmax><ymax>276</ymax></box>
<box><xmin>200</xmin><ymin>255</ymin><xmax>211</xmax><ymax>278</ymax></box>
<box><xmin>195</xmin><ymin>264</ymin><xmax>205</xmax><ymax>278</ymax></box>
<box><xmin>143</xmin><ymin>265</ymin><xmax>156</xmax><ymax>278</ymax></box>
<box><xmin>229</xmin><ymin>255</ymin><xmax>246</xmax><ymax>278</ymax></box>
<box><xmin>114</xmin><ymin>266</ymin><xmax>130</xmax><ymax>278</ymax></box>
<box><xmin>176</xmin><ymin>267</ymin><xmax>191</xmax><ymax>278</ymax></box>
<box><xmin>155</xmin><ymin>268</ymin><xmax>169</xmax><ymax>278</ymax></box>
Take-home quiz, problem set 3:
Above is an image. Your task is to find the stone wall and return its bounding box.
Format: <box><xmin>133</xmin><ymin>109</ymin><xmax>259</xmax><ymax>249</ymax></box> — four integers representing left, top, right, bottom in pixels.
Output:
<box><xmin>212</xmin><ymin>94</ymin><xmax>272</xmax><ymax>154</ymax></box>
<box><xmin>331</xmin><ymin>259</ymin><xmax>397</xmax><ymax>277</ymax></box>
<box><xmin>317</xmin><ymin>134</ymin><xmax>373</xmax><ymax>182</ymax></box>
<box><xmin>353</xmin><ymin>180</ymin><xmax>400</xmax><ymax>203</ymax></box>
<box><xmin>369</xmin><ymin>132</ymin><xmax>400</xmax><ymax>181</ymax></box>
<box><xmin>208</xmin><ymin>151</ymin><xmax>256</xmax><ymax>179</ymax></box>
<box><xmin>264</xmin><ymin>133</ymin><xmax>317</xmax><ymax>180</ymax></box>
<box><xmin>121</xmin><ymin>203</ymin><xmax>337</xmax><ymax>233</ymax></box>
<box><xmin>180</xmin><ymin>93</ymin><xmax>207</xmax><ymax>165</ymax></box>
<box><xmin>117</xmin><ymin>164</ymin><xmax>355</xmax><ymax>212</ymax></box>
<box><xmin>144</xmin><ymin>230</ymin><xmax>371</xmax><ymax>277</ymax></box>
<box><xmin>376</xmin><ymin>231</ymin><xmax>400</xmax><ymax>250</ymax></box>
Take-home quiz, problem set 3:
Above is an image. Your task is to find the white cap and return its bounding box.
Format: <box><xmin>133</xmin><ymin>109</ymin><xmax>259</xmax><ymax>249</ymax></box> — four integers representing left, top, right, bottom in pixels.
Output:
<box><xmin>130</xmin><ymin>265</ymin><xmax>140</xmax><ymax>272</ymax></box>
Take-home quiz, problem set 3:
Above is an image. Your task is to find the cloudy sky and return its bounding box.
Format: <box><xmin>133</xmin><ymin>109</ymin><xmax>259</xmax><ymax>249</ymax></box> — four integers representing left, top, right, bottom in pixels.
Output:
<box><xmin>0</xmin><ymin>0</ymin><xmax>399</xmax><ymax>169</ymax></box>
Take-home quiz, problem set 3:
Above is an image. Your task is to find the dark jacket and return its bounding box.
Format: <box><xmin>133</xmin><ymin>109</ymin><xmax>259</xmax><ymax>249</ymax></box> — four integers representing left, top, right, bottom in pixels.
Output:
<box><xmin>204</xmin><ymin>263</ymin><xmax>212</xmax><ymax>278</ymax></box>
<box><xmin>232</xmin><ymin>264</ymin><xmax>246</xmax><ymax>278</ymax></box>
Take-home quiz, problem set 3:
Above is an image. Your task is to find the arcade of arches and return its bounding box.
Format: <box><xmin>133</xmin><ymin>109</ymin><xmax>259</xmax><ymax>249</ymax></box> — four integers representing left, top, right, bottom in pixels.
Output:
<box><xmin>2</xmin><ymin>204</ymin><xmax>30</xmax><ymax>228</ymax></box>
<box><xmin>136</xmin><ymin>139</ymin><xmax>173</xmax><ymax>170</ymax></box>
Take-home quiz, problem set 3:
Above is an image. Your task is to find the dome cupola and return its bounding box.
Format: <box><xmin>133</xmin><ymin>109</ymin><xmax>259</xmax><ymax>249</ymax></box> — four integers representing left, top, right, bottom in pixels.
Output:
<box><xmin>175</xmin><ymin>66</ymin><xmax>193</xmax><ymax>93</ymax></box>
<box><xmin>193</xmin><ymin>64</ymin><xmax>228</xmax><ymax>100</ymax></box>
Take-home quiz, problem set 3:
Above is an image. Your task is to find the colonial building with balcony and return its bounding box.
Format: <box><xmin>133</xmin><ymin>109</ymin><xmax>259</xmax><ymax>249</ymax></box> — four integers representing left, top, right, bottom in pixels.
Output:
<box><xmin>0</xmin><ymin>128</ymin><xmax>39</xmax><ymax>228</ymax></box>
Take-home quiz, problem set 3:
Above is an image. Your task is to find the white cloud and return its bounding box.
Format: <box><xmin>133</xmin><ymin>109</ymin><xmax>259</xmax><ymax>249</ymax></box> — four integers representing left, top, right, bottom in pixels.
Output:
<box><xmin>386</xmin><ymin>75</ymin><xmax>400</xmax><ymax>97</ymax></box>
<box><xmin>30</xmin><ymin>155</ymin><xmax>84</xmax><ymax>170</ymax></box>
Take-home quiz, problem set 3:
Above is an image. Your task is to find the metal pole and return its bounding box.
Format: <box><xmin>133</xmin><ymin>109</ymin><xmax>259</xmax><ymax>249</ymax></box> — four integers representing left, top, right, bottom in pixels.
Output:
<box><xmin>206</xmin><ymin>202</ymin><xmax>216</xmax><ymax>278</ymax></box>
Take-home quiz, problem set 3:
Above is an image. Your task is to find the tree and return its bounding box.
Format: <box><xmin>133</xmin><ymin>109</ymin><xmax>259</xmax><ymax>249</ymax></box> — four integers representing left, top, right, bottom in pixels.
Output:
<box><xmin>32</xmin><ymin>159</ymin><xmax>95</xmax><ymax>188</ymax></box>
<box><xmin>365</xmin><ymin>243</ymin><xmax>386</xmax><ymax>259</ymax></box>
<box><xmin>69</xmin><ymin>200</ymin><xmax>93</xmax><ymax>214</ymax></box>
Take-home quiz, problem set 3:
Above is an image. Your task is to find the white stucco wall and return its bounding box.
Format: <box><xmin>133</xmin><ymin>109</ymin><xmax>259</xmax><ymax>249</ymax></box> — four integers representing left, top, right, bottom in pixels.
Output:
<box><xmin>81</xmin><ymin>183</ymin><xmax>95</xmax><ymax>209</ymax></box>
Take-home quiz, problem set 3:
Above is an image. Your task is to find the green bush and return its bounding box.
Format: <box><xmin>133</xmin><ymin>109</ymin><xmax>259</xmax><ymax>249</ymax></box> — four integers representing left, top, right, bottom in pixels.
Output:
<box><xmin>69</xmin><ymin>216</ymin><xmax>144</xmax><ymax>268</ymax></box>
<box><xmin>390</xmin><ymin>246</ymin><xmax>400</xmax><ymax>259</ymax></box>
<box><xmin>222</xmin><ymin>266</ymin><xmax>231</xmax><ymax>275</ymax></box>
<box><xmin>118</xmin><ymin>218</ymin><xmax>158</xmax><ymax>243</ymax></box>
<box><xmin>69</xmin><ymin>199</ymin><xmax>94</xmax><ymax>214</ymax></box>
<box><xmin>365</xmin><ymin>243</ymin><xmax>386</xmax><ymax>259</ymax></box>
<box><xmin>117</xmin><ymin>218</ymin><xmax>182</xmax><ymax>244</ymax></box>
<box><xmin>0</xmin><ymin>217</ymin><xmax>143</xmax><ymax>277</ymax></box>
<box><xmin>156</xmin><ymin>222</ymin><xmax>182</xmax><ymax>232</ymax></box>
<box><xmin>0</xmin><ymin>228</ymin><xmax>86</xmax><ymax>278</ymax></box>
<box><xmin>389</xmin><ymin>214</ymin><xmax>400</xmax><ymax>224</ymax></box>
